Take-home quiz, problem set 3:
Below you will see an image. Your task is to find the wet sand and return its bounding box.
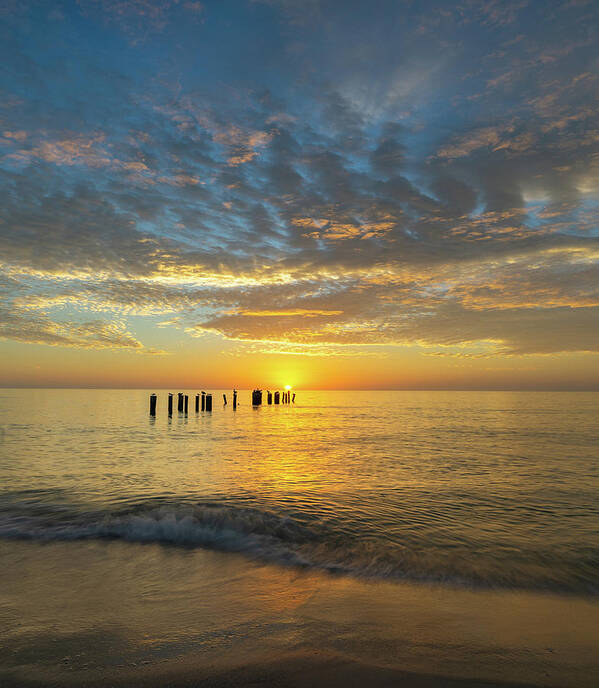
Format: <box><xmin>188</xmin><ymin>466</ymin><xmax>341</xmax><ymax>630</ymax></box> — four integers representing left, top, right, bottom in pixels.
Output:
<box><xmin>2</xmin><ymin>539</ymin><xmax>598</xmax><ymax>688</ymax></box>
<box><xmin>2</xmin><ymin>650</ymin><xmax>545</xmax><ymax>688</ymax></box>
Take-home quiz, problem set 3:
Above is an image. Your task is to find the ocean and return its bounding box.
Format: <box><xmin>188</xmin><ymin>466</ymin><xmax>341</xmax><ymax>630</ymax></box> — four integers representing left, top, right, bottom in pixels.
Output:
<box><xmin>1</xmin><ymin>389</ymin><xmax>599</xmax><ymax>687</ymax></box>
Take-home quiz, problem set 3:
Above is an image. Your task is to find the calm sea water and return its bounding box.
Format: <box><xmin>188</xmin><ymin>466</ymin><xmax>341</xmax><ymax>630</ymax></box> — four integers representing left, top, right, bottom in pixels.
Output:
<box><xmin>1</xmin><ymin>389</ymin><xmax>598</xmax><ymax>595</ymax></box>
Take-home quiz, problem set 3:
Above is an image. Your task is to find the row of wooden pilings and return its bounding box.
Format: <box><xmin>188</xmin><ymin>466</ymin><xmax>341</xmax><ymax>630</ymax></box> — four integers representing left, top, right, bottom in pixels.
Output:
<box><xmin>149</xmin><ymin>389</ymin><xmax>295</xmax><ymax>416</ymax></box>
<box><xmin>251</xmin><ymin>389</ymin><xmax>295</xmax><ymax>405</ymax></box>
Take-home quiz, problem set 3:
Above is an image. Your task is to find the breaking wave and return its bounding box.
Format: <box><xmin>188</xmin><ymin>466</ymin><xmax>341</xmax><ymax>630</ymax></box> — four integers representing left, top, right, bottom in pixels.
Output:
<box><xmin>1</xmin><ymin>498</ymin><xmax>598</xmax><ymax>596</ymax></box>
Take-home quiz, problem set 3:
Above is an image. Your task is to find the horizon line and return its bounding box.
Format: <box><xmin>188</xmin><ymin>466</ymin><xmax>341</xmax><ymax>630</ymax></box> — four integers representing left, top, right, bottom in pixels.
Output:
<box><xmin>1</xmin><ymin>386</ymin><xmax>599</xmax><ymax>392</ymax></box>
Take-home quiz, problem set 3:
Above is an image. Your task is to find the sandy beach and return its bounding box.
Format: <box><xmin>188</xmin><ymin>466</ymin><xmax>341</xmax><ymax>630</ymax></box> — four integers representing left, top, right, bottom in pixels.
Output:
<box><xmin>2</xmin><ymin>538</ymin><xmax>598</xmax><ymax>688</ymax></box>
<box><xmin>1</xmin><ymin>651</ymin><xmax>549</xmax><ymax>688</ymax></box>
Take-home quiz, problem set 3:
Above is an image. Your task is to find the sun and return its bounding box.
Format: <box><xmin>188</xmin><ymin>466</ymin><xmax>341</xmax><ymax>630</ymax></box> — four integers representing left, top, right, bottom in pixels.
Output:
<box><xmin>284</xmin><ymin>384</ymin><xmax>292</xmax><ymax>391</ymax></box>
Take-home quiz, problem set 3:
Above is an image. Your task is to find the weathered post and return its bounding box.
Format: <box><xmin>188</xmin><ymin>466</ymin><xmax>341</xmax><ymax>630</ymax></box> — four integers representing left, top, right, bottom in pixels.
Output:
<box><xmin>206</xmin><ymin>393</ymin><xmax>213</xmax><ymax>412</ymax></box>
<box><xmin>195</xmin><ymin>394</ymin><xmax>199</xmax><ymax>412</ymax></box>
<box><xmin>149</xmin><ymin>393</ymin><xmax>157</xmax><ymax>416</ymax></box>
<box><xmin>168</xmin><ymin>393</ymin><xmax>173</xmax><ymax>417</ymax></box>
<box><xmin>274</xmin><ymin>391</ymin><xmax>280</xmax><ymax>404</ymax></box>
<box><xmin>201</xmin><ymin>391</ymin><xmax>206</xmax><ymax>412</ymax></box>
<box><xmin>223</xmin><ymin>393</ymin><xmax>227</xmax><ymax>405</ymax></box>
<box><xmin>184</xmin><ymin>395</ymin><xmax>188</xmax><ymax>415</ymax></box>
<box><xmin>233</xmin><ymin>389</ymin><xmax>237</xmax><ymax>410</ymax></box>
<box><xmin>292</xmin><ymin>393</ymin><xmax>296</xmax><ymax>403</ymax></box>
<box><xmin>252</xmin><ymin>389</ymin><xmax>262</xmax><ymax>405</ymax></box>
<box><xmin>178</xmin><ymin>393</ymin><xmax>183</xmax><ymax>413</ymax></box>
<box><xmin>267</xmin><ymin>391</ymin><xmax>272</xmax><ymax>405</ymax></box>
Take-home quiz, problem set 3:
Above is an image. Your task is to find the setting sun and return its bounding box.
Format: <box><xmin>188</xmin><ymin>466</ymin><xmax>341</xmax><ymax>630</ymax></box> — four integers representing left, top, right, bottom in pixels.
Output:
<box><xmin>284</xmin><ymin>385</ymin><xmax>292</xmax><ymax>391</ymax></box>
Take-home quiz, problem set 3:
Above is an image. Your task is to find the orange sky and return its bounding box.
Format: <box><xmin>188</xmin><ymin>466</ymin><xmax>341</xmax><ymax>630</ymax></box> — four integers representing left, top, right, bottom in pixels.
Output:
<box><xmin>2</xmin><ymin>338</ymin><xmax>598</xmax><ymax>390</ymax></box>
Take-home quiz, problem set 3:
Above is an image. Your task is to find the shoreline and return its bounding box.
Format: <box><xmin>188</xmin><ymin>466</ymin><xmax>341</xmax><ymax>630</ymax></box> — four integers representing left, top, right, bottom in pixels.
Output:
<box><xmin>1</xmin><ymin>649</ymin><xmax>547</xmax><ymax>688</ymax></box>
<box><xmin>2</xmin><ymin>540</ymin><xmax>599</xmax><ymax>688</ymax></box>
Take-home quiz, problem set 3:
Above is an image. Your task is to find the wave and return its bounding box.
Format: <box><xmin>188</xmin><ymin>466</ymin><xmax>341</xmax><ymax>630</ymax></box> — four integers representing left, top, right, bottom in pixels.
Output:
<box><xmin>0</xmin><ymin>500</ymin><xmax>597</xmax><ymax>596</ymax></box>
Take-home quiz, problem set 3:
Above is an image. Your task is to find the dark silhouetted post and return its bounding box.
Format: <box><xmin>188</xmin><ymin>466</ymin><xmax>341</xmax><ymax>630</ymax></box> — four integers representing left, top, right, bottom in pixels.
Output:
<box><xmin>178</xmin><ymin>393</ymin><xmax>183</xmax><ymax>413</ymax></box>
<box><xmin>233</xmin><ymin>389</ymin><xmax>237</xmax><ymax>410</ymax></box>
<box><xmin>252</xmin><ymin>389</ymin><xmax>262</xmax><ymax>405</ymax></box>
<box><xmin>223</xmin><ymin>393</ymin><xmax>227</xmax><ymax>405</ymax></box>
<box><xmin>168</xmin><ymin>393</ymin><xmax>173</xmax><ymax>416</ymax></box>
<box><xmin>195</xmin><ymin>394</ymin><xmax>199</xmax><ymax>412</ymax></box>
<box><xmin>206</xmin><ymin>393</ymin><xmax>212</xmax><ymax>412</ymax></box>
<box><xmin>184</xmin><ymin>395</ymin><xmax>188</xmax><ymax>415</ymax></box>
<box><xmin>267</xmin><ymin>391</ymin><xmax>272</xmax><ymax>404</ymax></box>
<box><xmin>201</xmin><ymin>391</ymin><xmax>205</xmax><ymax>412</ymax></box>
<box><xmin>149</xmin><ymin>393</ymin><xmax>157</xmax><ymax>416</ymax></box>
<box><xmin>292</xmin><ymin>393</ymin><xmax>296</xmax><ymax>403</ymax></box>
<box><xmin>274</xmin><ymin>391</ymin><xmax>280</xmax><ymax>404</ymax></box>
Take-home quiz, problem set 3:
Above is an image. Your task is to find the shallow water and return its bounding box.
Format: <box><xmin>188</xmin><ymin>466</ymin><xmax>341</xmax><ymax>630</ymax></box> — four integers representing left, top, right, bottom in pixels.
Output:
<box><xmin>1</xmin><ymin>389</ymin><xmax>598</xmax><ymax>594</ymax></box>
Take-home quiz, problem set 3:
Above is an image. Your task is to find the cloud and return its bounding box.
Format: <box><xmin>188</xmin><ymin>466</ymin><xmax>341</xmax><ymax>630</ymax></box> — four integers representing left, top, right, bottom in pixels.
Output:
<box><xmin>6</xmin><ymin>133</ymin><xmax>113</xmax><ymax>167</ymax></box>
<box><xmin>212</xmin><ymin>125</ymin><xmax>274</xmax><ymax>166</ymax></box>
<box><xmin>0</xmin><ymin>303</ymin><xmax>162</xmax><ymax>353</ymax></box>
<box><xmin>233</xmin><ymin>308</ymin><xmax>343</xmax><ymax>317</ymax></box>
<box><xmin>1</xmin><ymin>0</ymin><xmax>598</xmax><ymax>371</ymax></box>
<box><xmin>436</xmin><ymin>125</ymin><xmax>515</xmax><ymax>159</ymax></box>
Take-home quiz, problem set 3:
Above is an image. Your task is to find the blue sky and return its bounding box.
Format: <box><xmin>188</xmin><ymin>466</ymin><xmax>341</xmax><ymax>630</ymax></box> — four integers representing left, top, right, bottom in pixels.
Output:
<box><xmin>1</xmin><ymin>0</ymin><xmax>598</xmax><ymax>388</ymax></box>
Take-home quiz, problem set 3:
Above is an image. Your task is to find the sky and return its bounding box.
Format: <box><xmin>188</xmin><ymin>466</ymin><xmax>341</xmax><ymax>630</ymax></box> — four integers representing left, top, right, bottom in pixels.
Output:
<box><xmin>1</xmin><ymin>0</ymin><xmax>598</xmax><ymax>390</ymax></box>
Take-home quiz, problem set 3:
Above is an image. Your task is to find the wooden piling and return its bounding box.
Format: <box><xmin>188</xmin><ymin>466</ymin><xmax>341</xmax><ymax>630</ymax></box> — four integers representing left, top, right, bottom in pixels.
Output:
<box><xmin>184</xmin><ymin>395</ymin><xmax>188</xmax><ymax>415</ymax></box>
<box><xmin>177</xmin><ymin>393</ymin><xmax>183</xmax><ymax>413</ymax></box>
<box><xmin>195</xmin><ymin>394</ymin><xmax>199</xmax><ymax>412</ymax></box>
<box><xmin>168</xmin><ymin>393</ymin><xmax>173</xmax><ymax>416</ymax></box>
<box><xmin>201</xmin><ymin>391</ymin><xmax>205</xmax><ymax>412</ymax></box>
<box><xmin>274</xmin><ymin>391</ymin><xmax>280</xmax><ymax>404</ymax></box>
<box><xmin>267</xmin><ymin>391</ymin><xmax>272</xmax><ymax>405</ymax></box>
<box><xmin>149</xmin><ymin>393</ymin><xmax>157</xmax><ymax>416</ymax></box>
<box><xmin>206</xmin><ymin>393</ymin><xmax>212</xmax><ymax>412</ymax></box>
<box><xmin>292</xmin><ymin>393</ymin><xmax>295</xmax><ymax>403</ymax></box>
<box><xmin>233</xmin><ymin>389</ymin><xmax>237</xmax><ymax>410</ymax></box>
<box><xmin>223</xmin><ymin>393</ymin><xmax>227</xmax><ymax>405</ymax></box>
<box><xmin>252</xmin><ymin>389</ymin><xmax>263</xmax><ymax>405</ymax></box>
